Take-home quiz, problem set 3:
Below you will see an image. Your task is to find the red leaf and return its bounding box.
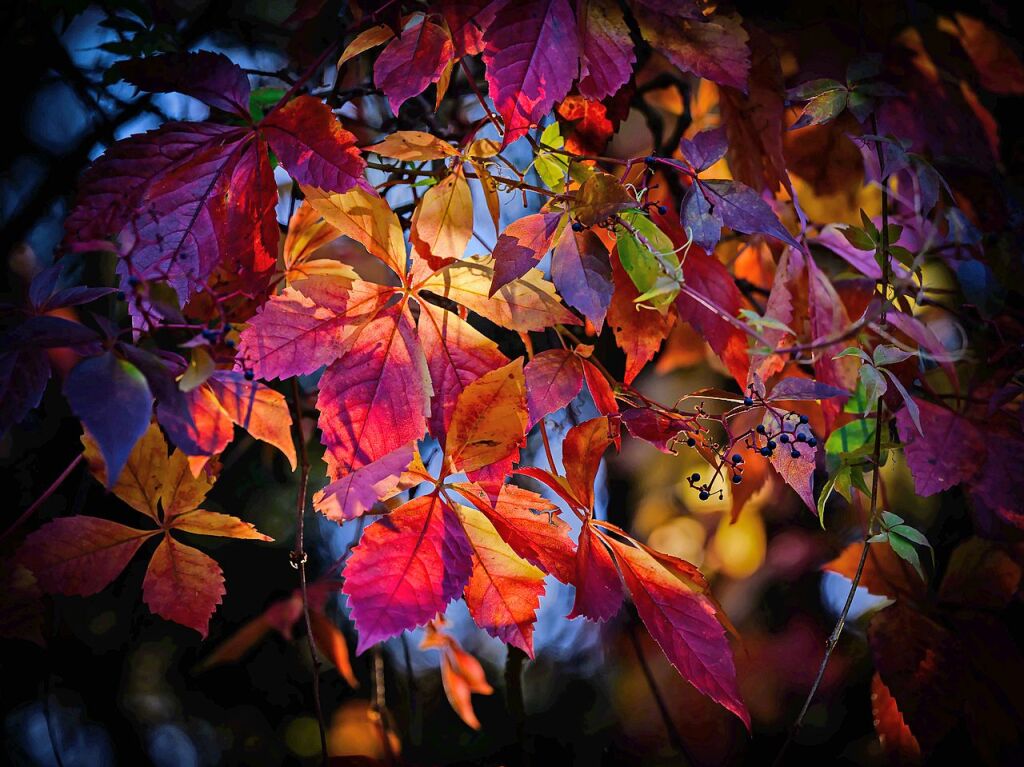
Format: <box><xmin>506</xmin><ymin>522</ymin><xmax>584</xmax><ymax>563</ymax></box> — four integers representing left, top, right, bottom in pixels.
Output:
<box><xmin>582</xmin><ymin>358</ymin><xmax>618</xmax><ymax>415</ymax></box>
<box><xmin>455</xmin><ymin>483</ymin><xmax>576</xmax><ymax>583</ymax></box>
<box><xmin>261</xmin><ymin>95</ymin><xmax>369</xmax><ymax>193</ymax></box>
<box><xmin>456</xmin><ymin>503</ymin><xmax>546</xmax><ymax>656</ymax></box>
<box><xmin>317</xmin><ymin>304</ymin><xmax>431</xmax><ymax>479</ymax></box>
<box><xmin>608</xmin><ymin>252</ymin><xmax>672</xmax><ymax>384</ymax></box>
<box><xmin>374</xmin><ymin>20</ymin><xmax>454</xmax><ymax>113</ymax></box>
<box><xmin>674</xmin><ymin>252</ymin><xmax>749</xmax><ymax>386</ymax></box>
<box><xmin>342</xmin><ymin>494</ymin><xmax>473</xmax><ymax>652</ymax></box>
<box><xmin>445</xmin><ymin>359</ymin><xmax>527</xmax><ymax>474</ymax></box>
<box><xmin>143</xmin><ymin>536</ymin><xmax>226</xmax><ymax>637</ymax></box>
<box><xmin>556</xmin><ymin>95</ymin><xmax>620</xmax><ymax>156</ymax></box>
<box><xmin>608</xmin><ymin>536</ymin><xmax>750</xmax><ymax>728</ymax></box>
<box><xmin>439</xmin><ymin>0</ymin><xmax>490</xmax><ymax>57</ymax></box>
<box><xmin>871</xmin><ymin>672</ymin><xmax>923</xmax><ymax>764</ymax></box>
<box><xmin>482</xmin><ymin>0</ymin><xmax>580</xmax><ymax>146</ymax></box>
<box><xmin>567</xmin><ymin>522</ymin><xmax>623</xmax><ymax>622</ymax></box>
<box><xmin>761</xmin><ymin>408</ymin><xmax>818</xmax><ymax>512</ymax></box>
<box><xmin>115</xmin><ymin>51</ymin><xmax>251</xmax><ymax>118</ymax></box>
<box><xmin>418</xmin><ymin>301</ymin><xmax>509</xmax><ymax>439</ymax></box>
<box><xmin>18</xmin><ymin>517</ymin><xmax>156</xmax><ymax>596</ymax></box>
<box><xmin>896</xmin><ymin>399</ymin><xmax>984</xmax><ymax>497</ymax></box>
<box><xmin>309</xmin><ymin>611</ymin><xmax>359</xmax><ymax>688</ymax></box>
<box><xmin>490</xmin><ymin>212</ymin><xmax>565</xmax><ymax>295</ymax></box>
<box><xmin>313</xmin><ymin>442</ymin><xmax>414</xmax><ymax>522</ymax></box>
<box><xmin>578</xmin><ymin>0</ymin><xmax>635</xmax><ymax>101</ymax></box>
<box><xmin>563</xmin><ymin>417</ymin><xmax>615</xmax><ymax>511</ymax></box>
<box><xmin>635</xmin><ymin>9</ymin><xmax>750</xmax><ymax>91</ymax></box>
<box><xmin>551</xmin><ymin>227</ymin><xmax>613</xmax><ymax>332</ymax></box>
<box><xmin>524</xmin><ymin>349</ymin><xmax>584</xmax><ymax>426</ymax></box>
<box><xmin>237</xmin><ymin>277</ymin><xmax>391</xmax><ymax>381</ymax></box>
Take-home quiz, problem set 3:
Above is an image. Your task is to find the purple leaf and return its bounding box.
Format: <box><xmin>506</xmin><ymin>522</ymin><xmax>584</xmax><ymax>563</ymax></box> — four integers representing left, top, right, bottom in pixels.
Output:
<box><xmin>768</xmin><ymin>378</ymin><xmax>849</xmax><ymax>401</ymax></box>
<box><xmin>0</xmin><ymin>348</ymin><xmax>50</xmax><ymax>435</ymax></box>
<box><xmin>64</xmin><ymin>351</ymin><xmax>153</xmax><ymax>486</ymax></box>
<box><xmin>115</xmin><ymin>51</ymin><xmax>252</xmax><ymax>118</ymax></box>
<box><xmin>679</xmin><ymin>127</ymin><xmax>728</xmax><ymax>172</ymax></box>
<box><xmin>680</xmin><ymin>184</ymin><xmax>723</xmax><ymax>253</ymax></box>
<box><xmin>550</xmin><ymin>227</ymin><xmax>613</xmax><ymax>331</ymax></box>
<box><xmin>700</xmin><ymin>179</ymin><xmax>801</xmax><ymax>249</ymax></box>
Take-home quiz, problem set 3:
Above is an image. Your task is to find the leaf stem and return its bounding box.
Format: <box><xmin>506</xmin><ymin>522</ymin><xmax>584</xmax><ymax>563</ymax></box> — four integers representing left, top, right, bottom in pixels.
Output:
<box><xmin>290</xmin><ymin>378</ymin><xmax>328</xmax><ymax>766</ymax></box>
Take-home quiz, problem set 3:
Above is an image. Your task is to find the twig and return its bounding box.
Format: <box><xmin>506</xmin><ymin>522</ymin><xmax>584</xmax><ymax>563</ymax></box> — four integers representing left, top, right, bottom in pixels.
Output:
<box><xmin>290</xmin><ymin>379</ymin><xmax>328</xmax><ymax>766</ymax></box>
<box><xmin>773</xmin><ymin>114</ymin><xmax>894</xmax><ymax>765</ymax></box>
<box><xmin>505</xmin><ymin>646</ymin><xmax>529</xmax><ymax>766</ymax></box>
<box><xmin>1</xmin><ymin>454</ymin><xmax>83</xmax><ymax>545</ymax></box>
<box><xmin>372</xmin><ymin>645</ymin><xmax>397</xmax><ymax>764</ymax></box>
<box><xmin>627</xmin><ymin>620</ymin><xmax>694</xmax><ymax>765</ymax></box>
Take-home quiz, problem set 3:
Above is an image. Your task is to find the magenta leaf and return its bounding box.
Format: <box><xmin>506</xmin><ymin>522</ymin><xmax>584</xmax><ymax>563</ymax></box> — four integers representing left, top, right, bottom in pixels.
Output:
<box><xmin>679</xmin><ymin>127</ymin><xmax>729</xmax><ymax>172</ymax></box>
<box><xmin>896</xmin><ymin>399</ymin><xmax>985</xmax><ymax>497</ymax></box>
<box><xmin>482</xmin><ymin>0</ymin><xmax>579</xmax><ymax>146</ymax></box>
<box><xmin>261</xmin><ymin>95</ymin><xmax>370</xmax><ymax>193</ymax></box>
<box><xmin>374</xmin><ymin>19</ymin><xmax>455</xmax><ymax>113</ymax></box>
<box><xmin>313</xmin><ymin>443</ymin><xmax>415</xmax><ymax>522</ymax></box>
<box><xmin>342</xmin><ymin>494</ymin><xmax>473</xmax><ymax>652</ymax></box>
<box><xmin>489</xmin><ymin>212</ymin><xmax>564</xmax><ymax>295</ymax></box>
<box><xmin>523</xmin><ymin>349</ymin><xmax>584</xmax><ymax>426</ymax></box>
<box><xmin>578</xmin><ymin>0</ymin><xmax>635</xmax><ymax>100</ymax></box>
<box><xmin>567</xmin><ymin>523</ymin><xmax>624</xmax><ymax>622</ymax></box>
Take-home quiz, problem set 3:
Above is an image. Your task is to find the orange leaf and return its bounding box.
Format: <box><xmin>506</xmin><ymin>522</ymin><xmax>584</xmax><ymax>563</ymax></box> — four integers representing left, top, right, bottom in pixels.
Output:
<box><xmin>168</xmin><ymin>509</ymin><xmax>272</xmax><ymax>540</ymax></box>
<box><xmin>445</xmin><ymin>359</ymin><xmax>527</xmax><ymax>473</ymax></box>
<box><xmin>563</xmin><ymin>416</ymin><xmax>615</xmax><ymax>511</ymax></box>
<box><xmin>365</xmin><ymin>130</ymin><xmax>459</xmax><ymax>161</ymax></box>
<box><xmin>411</xmin><ymin>170</ymin><xmax>474</xmax><ymax>267</ymax></box>
<box><xmin>871</xmin><ymin>672</ymin><xmax>923</xmax><ymax>763</ymax></box>
<box><xmin>302</xmin><ymin>186</ymin><xmax>407</xmax><ymax>278</ymax></box>
<box><xmin>309</xmin><ymin>611</ymin><xmax>359</xmax><ymax>688</ymax></box>
<box><xmin>143</xmin><ymin>536</ymin><xmax>225</xmax><ymax>638</ymax></box>
<box><xmin>206</xmin><ymin>372</ymin><xmax>298</xmax><ymax>469</ymax></box>
<box><xmin>455</xmin><ymin>503</ymin><xmax>546</xmax><ymax>656</ymax></box>
<box><xmin>82</xmin><ymin>421</ymin><xmax>166</xmax><ymax>522</ymax></box>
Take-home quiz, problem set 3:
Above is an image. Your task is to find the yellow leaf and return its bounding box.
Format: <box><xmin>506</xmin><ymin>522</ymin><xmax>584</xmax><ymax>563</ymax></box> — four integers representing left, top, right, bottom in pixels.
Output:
<box><xmin>366</xmin><ymin>130</ymin><xmax>459</xmax><ymax>161</ymax></box>
<box><xmin>446</xmin><ymin>360</ymin><xmax>527</xmax><ymax>472</ymax></box>
<box><xmin>411</xmin><ymin>170</ymin><xmax>473</xmax><ymax>264</ymax></box>
<box><xmin>82</xmin><ymin>421</ymin><xmax>167</xmax><ymax>523</ymax></box>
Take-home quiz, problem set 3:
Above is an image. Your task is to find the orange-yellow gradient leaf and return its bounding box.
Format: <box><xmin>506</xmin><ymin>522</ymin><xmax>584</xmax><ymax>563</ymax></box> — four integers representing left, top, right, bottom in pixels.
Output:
<box><xmin>445</xmin><ymin>359</ymin><xmax>527</xmax><ymax>473</ymax></box>
<box><xmin>411</xmin><ymin>170</ymin><xmax>473</xmax><ymax>266</ymax></box>
<box><xmin>365</xmin><ymin>130</ymin><xmax>459</xmax><ymax>161</ymax></box>
<box><xmin>302</xmin><ymin>185</ymin><xmax>407</xmax><ymax>278</ymax></box>
<box><xmin>456</xmin><ymin>503</ymin><xmax>546</xmax><ymax>656</ymax></box>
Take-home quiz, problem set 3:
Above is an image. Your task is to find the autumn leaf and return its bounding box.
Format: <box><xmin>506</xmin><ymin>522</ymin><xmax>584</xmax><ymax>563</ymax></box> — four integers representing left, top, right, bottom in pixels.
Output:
<box><xmin>445</xmin><ymin>360</ymin><xmax>527</xmax><ymax>474</ymax></box>
<box><xmin>481</xmin><ymin>0</ymin><xmax>579</xmax><ymax>146</ymax></box>
<box><xmin>455</xmin><ymin>503</ymin><xmax>546</xmax><ymax>655</ymax></box>
<box><xmin>411</xmin><ymin>170</ymin><xmax>474</xmax><ymax>267</ymax></box>
<box><xmin>365</xmin><ymin>130</ymin><xmax>460</xmax><ymax>161</ymax></box>
<box><xmin>567</xmin><ymin>522</ymin><xmax>624</xmax><ymax>622</ymax></box>
<box><xmin>578</xmin><ymin>0</ymin><xmax>635</xmax><ymax>101</ymax></box>
<box><xmin>523</xmin><ymin>349</ymin><xmax>584</xmax><ymax>426</ymax></box>
<box><xmin>342</xmin><ymin>493</ymin><xmax>473</xmax><ymax>652</ymax></box>
<box><xmin>374</xmin><ymin>19</ymin><xmax>455</xmax><ymax>113</ymax></box>
<box><xmin>490</xmin><ymin>212</ymin><xmax>565</xmax><ymax>294</ymax></box>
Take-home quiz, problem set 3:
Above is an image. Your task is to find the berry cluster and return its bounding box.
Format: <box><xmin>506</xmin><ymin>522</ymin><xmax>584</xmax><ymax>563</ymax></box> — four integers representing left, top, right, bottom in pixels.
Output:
<box><xmin>749</xmin><ymin>413</ymin><xmax>817</xmax><ymax>460</ymax></box>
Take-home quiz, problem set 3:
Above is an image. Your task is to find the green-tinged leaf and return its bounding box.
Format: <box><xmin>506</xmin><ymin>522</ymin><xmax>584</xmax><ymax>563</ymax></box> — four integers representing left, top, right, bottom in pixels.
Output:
<box><xmin>826</xmin><ymin>418</ymin><xmax>876</xmax><ymax>457</ymax></box>
<box><xmin>887</xmin><ymin>532</ymin><xmax>926</xmax><ymax>581</ymax></box>
<box><xmin>880</xmin><ymin>511</ymin><xmax>905</xmax><ymax>528</ymax></box>
<box><xmin>882</xmin><ymin>369</ymin><xmax>922</xmax><ymax>435</ymax></box>
<box><xmin>615</xmin><ymin>211</ymin><xmax>677</xmax><ymax>303</ymax></box>
<box><xmin>534</xmin><ymin>122</ymin><xmax>568</xmax><ymax>191</ymax></box>
<box><xmin>873</xmin><ymin>344</ymin><xmax>917</xmax><ymax>367</ymax></box>
<box><xmin>859</xmin><ymin>364</ymin><xmax>887</xmax><ymax>412</ymax></box>
<box><xmin>835</xmin><ymin>346</ymin><xmax>872</xmax><ymax>364</ymax></box>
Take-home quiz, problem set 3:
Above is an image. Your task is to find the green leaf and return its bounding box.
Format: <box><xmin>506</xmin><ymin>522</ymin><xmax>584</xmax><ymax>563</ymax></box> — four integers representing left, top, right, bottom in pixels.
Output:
<box><xmin>880</xmin><ymin>511</ymin><xmax>905</xmax><ymax>529</ymax></box>
<box><xmin>534</xmin><ymin>122</ymin><xmax>569</xmax><ymax>191</ymax></box>
<box><xmin>839</xmin><ymin>225</ymin><xmax>875</xmax><ymax>251</ymax></box>
<box><xmin>786</xmin><ymin>78</ymin><xmax>845</xmax><ymax>101</ymax></box>
<box><xmin>873</xmin><ymin>344</ymin><xmax>916</xmax><ymax>367</ymax></box>
<box><xmin>250</xmin><ymin>86</ymin><xmax>286</xmax><ymax>122</ymax></box>
<box><xmin>835</xmin><ymin>346</ymin><xmax>872</xmax><ymax>364</ymax></box>
<box><xmin>826</xmin><ymin>418</ymin><xmax>875</xmax><ymax>457</ymax></box>
<box><xmin>817</xmin><ymin>465</ymin><xmax>850</xmax><ymax>527</ymax></box>
<box><xmin>860</xmin><ymin>210</ymin><xmax>880</xmax><ymax>240</ymax></box>
<box><xmin>616</xmin><ymin>211</ymin><xmax>677</xmax><ymax>306</ymax></box>
<box><xmin>859</xmin><ymin>364</ymin><xmax>887</xmax><ymax>413</ymax></box>
<box><xmin>887</xmin><ymin>532</ymin><xmax>926</xmax><ymax>581</ymax></box>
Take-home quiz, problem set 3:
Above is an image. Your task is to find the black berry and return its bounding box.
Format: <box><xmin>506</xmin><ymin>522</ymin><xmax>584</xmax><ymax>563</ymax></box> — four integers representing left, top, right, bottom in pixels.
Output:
<box><xmin>808</xmin><ymin>436</ymin><xmax>818</xmax><ymax>447</ymax></box>
<box><xmin>767</xmin><ymin>440</ymin><xmax>777</xmax><ymax>450</ymax></box>
<box><xmin>791</xmin><ymin>448</ymin><xmax>801</xmax><ymax>459</ymax></box>
<box><xmin>690</xmin><ymin>473</ymin><xmax>700</xmax><ymax>482</ymax></box>
<box><xmin>780</xmin><ymin>434</ymin><xmax>790</xmax><ymax>444</ymax></box>
<box><xmin>732</xmin><ymin>474</ymin><xmax>742</xmax><ymax>484</ymax></box>
<box><xmin>743</xmin><ymin>396</ymin><xmax>753</xmax><ymax>406</ymax></box>
<box><xmin>686</xmin><ymin>437</ymin><xmax>696</xmax><ymax>447</ymax></box>
<box><xmin>760</xmin><ymin>446</ymin><xmax>771</xmax><ymax>456</ymax></box>
<box><xmin>731</xmin><ymin>454</ymin><xmax>742</xmax><ymax>464</ymax></box>
<box><xmin>244</xmin><ymin>369</ymin><xmax>255</xmax><ymax>381</ymax></box>
<box><xmin>796</xmin><ymin>433</ymin><xmax>807</xmax><ymax>442</ymax></box>
<box><xmin>572</xmin><ymin>221</ymin><xmax>584</xmax><ymax>232</ymax></box>
<box><xmin>756</xmin><ymin>424</ymin><xmax>766</xmax><ymax>435</ymax></box>
<box><xmin>657</xmin><ymin>205</ymin><xmax>668</xmax><ymax>215</ymax></box>
<box><xmin>799</xmin><ymin>414</ymin><xmax>809</xmax><ymax>424</ymax></box>
<box><xmin>699</xmin><ymin>491</ymin><xmax>710</xmax><ymax>501</ymax></box>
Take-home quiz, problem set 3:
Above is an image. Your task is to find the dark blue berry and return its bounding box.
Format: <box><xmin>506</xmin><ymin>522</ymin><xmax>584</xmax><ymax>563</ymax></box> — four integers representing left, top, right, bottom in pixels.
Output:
<box><xmin>686</xmin><ymin>437</ymin><xmax>696</xmax><ymax>447</ymax></box>
<box><xmin>572</xmin><ymin>221</ymin><xmax>584</xmax><ymax>232</ymax></box>
<box><xmin>791</xmin><ymin>448</ymin><xmax>801</xmax><ymax>459</ymax></box>
<box><xmin>760</xmin><ymin>446</ymin><xmax>771</xmax><ymax>456</ymax></box>
<box><xmin>808</xmin><ymin>436</ymin><xmax>818</xmax><ymax>447</ymax></box>
<box><xmin>743</xmin><ymin>396</ymin><xmax>753</xmax><ymax>406</ymax></box>
<box><xmin>657</xmin><ymin>205</ymin><xmax>667</xmax><ymax>215</ymax></box>
<box><xmin>796</xmin><ymin>433</ymin><xmax>807</xmax><ymax>442</ymax></box>
<box><xmin>690</xmin><ymin>473</ymin><xmax>700</xmax><ymax>482</ymax></box>
<box><xmin>799</xmin><ymin>414</ymin><xmax>809</xmax><ymax>424</ymax></box>
<box><xmin>127</xmin><ymin>277</ymin><xmax>140</xmax><ymax>288</ymax></box>
<box><xmin>731</xmin><ymin>454</ymin><xmax>742</xmax><ymax>464</ymax></box>
<box><xmin>644</xmin><ymin>155</ymin><xmax>657</xmax><ymax>166</ymax></box>
<box><xmin>698</xmin><ymin>491</ymin><xmax>710</xmax><ymax>501</ymax></box>
<box><xmin>755</xmin><ymin>424</ymin><xmax>766</xmax><ymax>435</ymax></box>
<box><xmin>732</xmin><ymin>474</ymin><xmax>742</xmax><ymax>484</ymax></box>
<box><xmin>244</xmin><ymin>369</ymin><xmax>255</xmax><ymax>381</ymax></box>
<box><xmin>225</xmin><ymin>339</ymin><xmax>236</xmax><ymax>349</ymax></box>
<box><xmin>767</xmin><ymin>440</ymin><xmax>777</xmax><ymax>450</ymax></box>
<box><xmin>780</xmin><ymin>434</ymin><xmax>790</xmax><ymax>444</ymax></box>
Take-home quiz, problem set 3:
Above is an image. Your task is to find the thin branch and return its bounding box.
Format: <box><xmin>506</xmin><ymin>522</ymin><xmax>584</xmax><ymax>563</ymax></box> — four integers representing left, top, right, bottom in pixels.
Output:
<box><xmin>627</xmin><ymin>620</ymin><xmax>694</xmax><ymax>766</ymax></box>
<box><xmin>773</xmin><ymin>115</ymin><xmax>894</xmax><ymax>765</ymax></box>
<box><xmin>1</xmin><ymin>454</ymin><xmax>83</xmax><ymax>545</ymax></box>
<box><xmin>290</xmin><ymin>379</ymin><xmax>328</xmax><ymax>767</ymax></box>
